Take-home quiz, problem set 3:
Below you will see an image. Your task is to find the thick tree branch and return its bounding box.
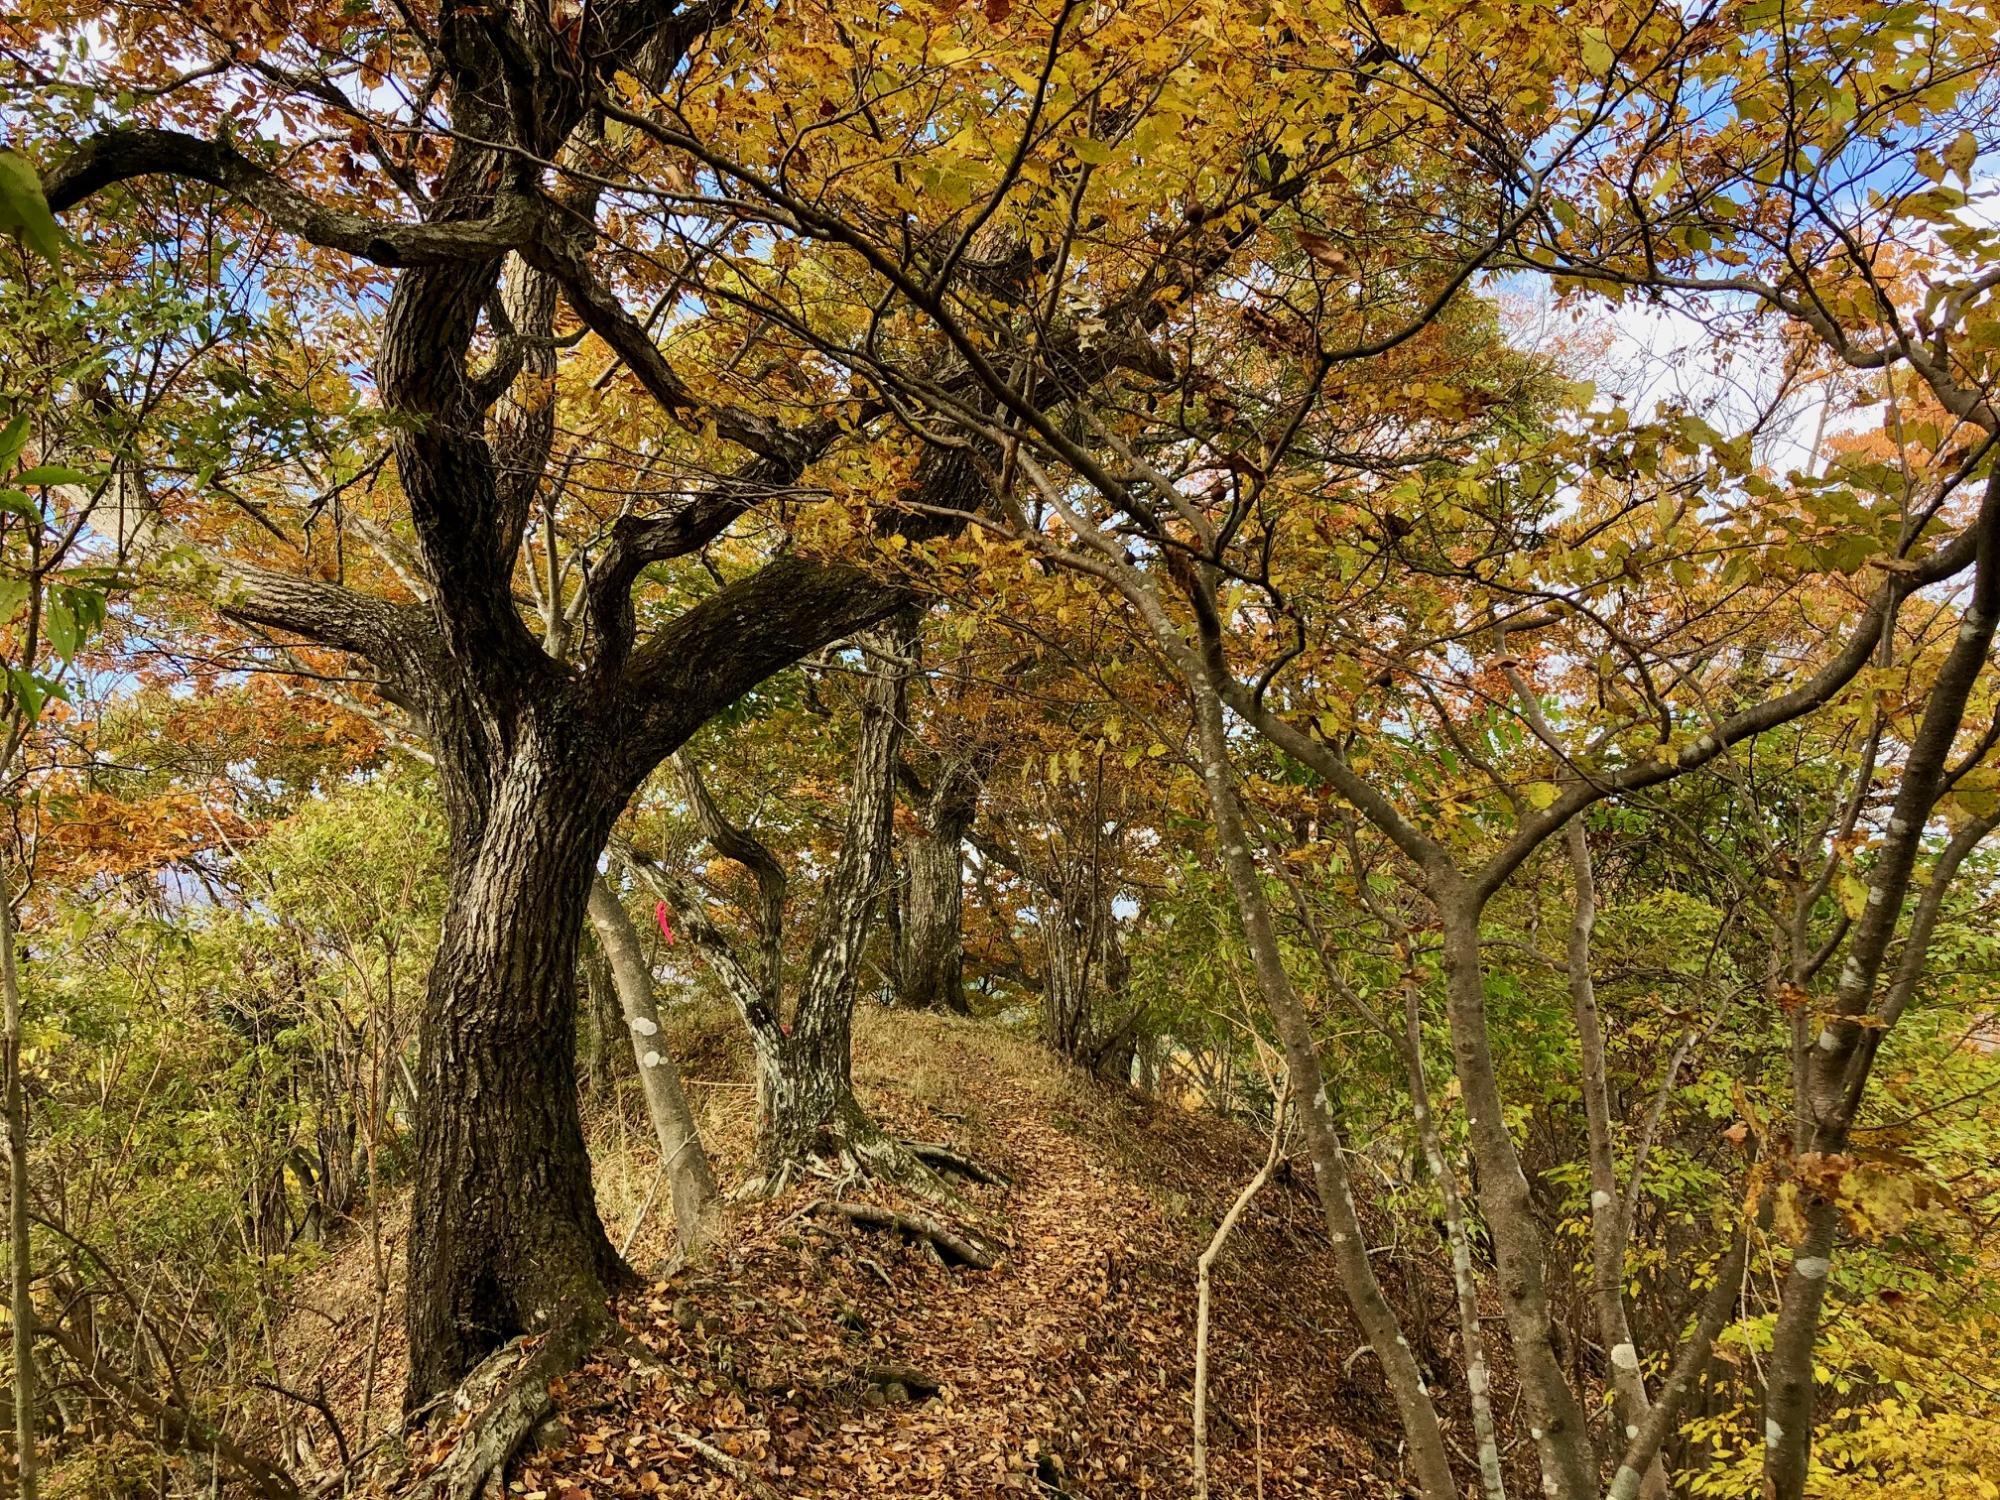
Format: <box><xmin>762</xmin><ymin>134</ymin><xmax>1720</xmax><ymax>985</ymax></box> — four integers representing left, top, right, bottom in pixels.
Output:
<box><xmin>45</xmin><ymin>128</ymin><xmax>535</xmax><ymax>266</ymax></box>
<box><xmin>614</xmin><ymin>556</ymin><xmax>910</xmax><ymax>778</ymax></box>
<box><xmin>92</xmin><ymin>442</ymin><xmax>432</xmax><ymax>671</ymax></box>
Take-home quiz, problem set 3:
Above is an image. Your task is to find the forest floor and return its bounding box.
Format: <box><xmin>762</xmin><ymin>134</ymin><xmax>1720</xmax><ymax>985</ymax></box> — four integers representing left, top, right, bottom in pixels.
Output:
<box><xmin>283</xmin><ymin>1009</ymin><xmax>1498</xmax><ymax>1499</ymax></box>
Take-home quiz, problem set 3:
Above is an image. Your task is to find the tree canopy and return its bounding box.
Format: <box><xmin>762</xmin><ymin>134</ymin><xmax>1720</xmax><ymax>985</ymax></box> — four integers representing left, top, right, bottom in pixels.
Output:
<box><xmin>2</xmin><ymin>1</ymin><xmax>1999</xmax><ymax>1497</ymax></box>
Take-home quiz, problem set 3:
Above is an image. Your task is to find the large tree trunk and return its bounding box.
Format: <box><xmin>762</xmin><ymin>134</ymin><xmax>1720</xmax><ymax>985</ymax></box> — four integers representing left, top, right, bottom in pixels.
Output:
<box><xmin>41</xmin><ymin>6</ymin><xmax>955</xmax><ymax>1426</ymax></box>
<box><xmin>404</xmin><ymin>734</ymin><xmax>627</xmax><ymax>1406</ymax></box>
<box><xmin>752</xmin><ymin>1005</ymin><xmax>874</xmax><ymax>1174</ymax></box>
<box><xmin>1040</xmin><ymin>904</ymin><xmax>1094</xmax><ymax>1059</ymax></box>
<box><xmin>1038</xmin><ymin>878</ymin><xmax>1137</xmax><ymax>1078</ymax></box>
<box><xmin>750</xmin><ymin>615</ymin><xmax>914</xmax><ymax>1181</ymax></box>
<box><xmin>896</xmin><ymin>763</ymin><xmax>976</xmax><ymax>1014</ymax></box>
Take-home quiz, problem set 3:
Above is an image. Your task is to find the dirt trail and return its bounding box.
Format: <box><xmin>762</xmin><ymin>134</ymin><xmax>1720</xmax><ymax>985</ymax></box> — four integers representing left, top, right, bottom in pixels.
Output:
<box><xmin>454</xmin><ymin>1013</ymin><xmax>1469</xmax><ymax>1500</ymax></box>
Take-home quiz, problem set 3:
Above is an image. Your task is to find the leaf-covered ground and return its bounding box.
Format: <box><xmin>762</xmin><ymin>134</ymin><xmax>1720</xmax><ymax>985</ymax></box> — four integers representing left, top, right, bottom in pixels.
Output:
<box><xmin>294</xmin><ymin>1010</ymin><xmax>1502</xmax><ymax>1499</ymax></box>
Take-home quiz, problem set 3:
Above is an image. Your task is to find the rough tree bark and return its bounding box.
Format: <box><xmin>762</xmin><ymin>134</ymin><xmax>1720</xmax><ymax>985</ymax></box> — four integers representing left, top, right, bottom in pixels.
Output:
<box><xmin>895</xmin><ymin>757</ymin><xmax>979</xmax><ymax>1014</ymax></box>
<box><xmin>1041</xmin><ymin>770</ymin><xmax>1138</xmax><ymax>1074</ymax></box>
<box><xmin>1040</xmin><ymin>897</ymin><xmax>1098</xmax><ymax>1060</ymax></box>
<box><xmin>403</xmin><ymin>721</ymin><xmax>629</xmax><ymax>1400</ymax></box>
<box><xmin>974</xmin><ymin>788</ymin><xmax>1138</xmax><ymax>1074</ymax></box>
<box><xmin>39</xmin><ymin>0</ymin><xmax>1349</xmax><ymax>1408</ymax></box>
<box><xmin>44</xmin><ymin>2</ymin><xmax>948</xmax><ymax>1407</ymax></box>
<box><xmin>628</xmin><ymin>613</ymin><xmax>920</xmax><ymax>1191</ymax></box>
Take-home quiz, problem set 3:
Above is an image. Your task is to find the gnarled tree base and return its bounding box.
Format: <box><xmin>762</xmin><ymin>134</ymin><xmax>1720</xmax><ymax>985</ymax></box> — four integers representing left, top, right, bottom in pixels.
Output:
<box><xmin>741</xmin><ymin>1091</ymin><xmax>965</xmax><ymax>1209</ymax></box>
<box><xmin>415</xmin><ymin>1310</ymin><xmax>606</xmax><ymax>1500</ymax></box>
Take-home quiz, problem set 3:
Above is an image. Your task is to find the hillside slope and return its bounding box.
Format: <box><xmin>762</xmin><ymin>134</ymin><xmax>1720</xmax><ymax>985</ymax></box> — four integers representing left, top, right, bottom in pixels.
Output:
<box><xmin>291</xmin><ymin>1011</ymin><xmax>1499</xmax><ymax>1499</ymax></box>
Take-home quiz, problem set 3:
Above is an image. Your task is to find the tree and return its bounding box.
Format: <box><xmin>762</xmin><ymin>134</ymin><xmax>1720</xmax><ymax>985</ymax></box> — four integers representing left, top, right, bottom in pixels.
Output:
<box><xmin>891</xmin><ymin>757</ymin><xmax>979</xmax><ymax>1015</ymax></box>
<box><xmin>617</xmin><ymin>612</ymin><xmax>919</xmax><ymax>1188</ymax></box>
<box><xmin>0</xmin><ymin>240</ymin><xmax>120</xmax><ymax>1497</ymax></box>
<box><xmin>17</xmin><ymin>0</ymin><xmax>998</xmax><ymax>1409</ymax></box>
<box><xmin>583</xmin><ymin>874</ymin><xmax>721</xmax><ymax>1250</ymax></box>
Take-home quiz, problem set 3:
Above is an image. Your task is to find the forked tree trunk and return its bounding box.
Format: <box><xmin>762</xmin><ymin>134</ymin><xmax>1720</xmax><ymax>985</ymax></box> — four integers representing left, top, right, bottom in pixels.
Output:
<box><xmin>896</xmin><ymin>764</ymin><xmax>976</xmax><ymax>1014</ymax></box>
<box><xmin>1035</xmin><ymin>854</ymin><xmax>1137</xmax><ymax>1074</ymax></box>
<box><xmin>404</xmin><ymin>733</ymin><xmax>628</xmax><ymax>1405</ymax></box>
<box><xmin>642</xmin><ymin>616</ymin><xmax>919</xmax><ymax>1191</ymax></box>
<box><xmin>749</xmin><ymin>616</ymin><xmax>914</xmax><ymax>1179</ymax></box>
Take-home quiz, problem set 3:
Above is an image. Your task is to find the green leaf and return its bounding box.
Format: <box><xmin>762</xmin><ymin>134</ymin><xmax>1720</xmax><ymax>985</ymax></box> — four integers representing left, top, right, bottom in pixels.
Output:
<box><xmin>0</xmin><ymin>414</ymin><xmax>28</xmax><ymax>470</ymax></box>
<box><xmin>60</xmin><ymin>583</ymin><xmax>106</xmax><ymax>635</ymax></box>
<box><xmin>44</xmin><ymin>594</ymin><xmax>76</xmax><ymax>660</ymax></box>
<box><xmin>14</xmin><ymin>464</ymin><xmax>93</xmax><ymax>488</ymax></box>
<box><xmin>5</xmin><ymin>667</ymin><xmax>61</xmax><ymax>726</ymax></box>
<box><xmin>0</xmin><ymin>147</ymin><xmax>68</xmax><ymax>270</ymax></box>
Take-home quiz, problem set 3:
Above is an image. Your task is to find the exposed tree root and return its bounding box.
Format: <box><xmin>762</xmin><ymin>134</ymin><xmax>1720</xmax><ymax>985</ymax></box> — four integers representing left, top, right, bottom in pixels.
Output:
<box><xmin>899</xmin><ymin>1138</ymin><xmax>1012</xmax><ymax>1186</ymax></box>
<box><xmin>673</xmin><ymin>1427</ymin><xmax>784</xmax><ymax>1500</ymax></box>
<box><xmin>743</xmin><ymin>1113</ymin><xmax>969</xmax><ymax>1211</ymax></box>
<box><xmin>814</xmin><ymin>1199</ymin><xmax>1001</xmax><ymax>1269</ymax></box>
<box><xmin>416</xmin><ymin>1314</ymin><xmax>602</xmax><ymax>1500</ymax></box>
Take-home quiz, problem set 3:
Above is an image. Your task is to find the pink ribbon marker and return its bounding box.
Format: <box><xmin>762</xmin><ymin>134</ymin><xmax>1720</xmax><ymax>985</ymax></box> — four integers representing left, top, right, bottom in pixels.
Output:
<box><xmin>654</xmin><ymin>899</ymin><xmax>675</xmax><ymax>945</ymax></box>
